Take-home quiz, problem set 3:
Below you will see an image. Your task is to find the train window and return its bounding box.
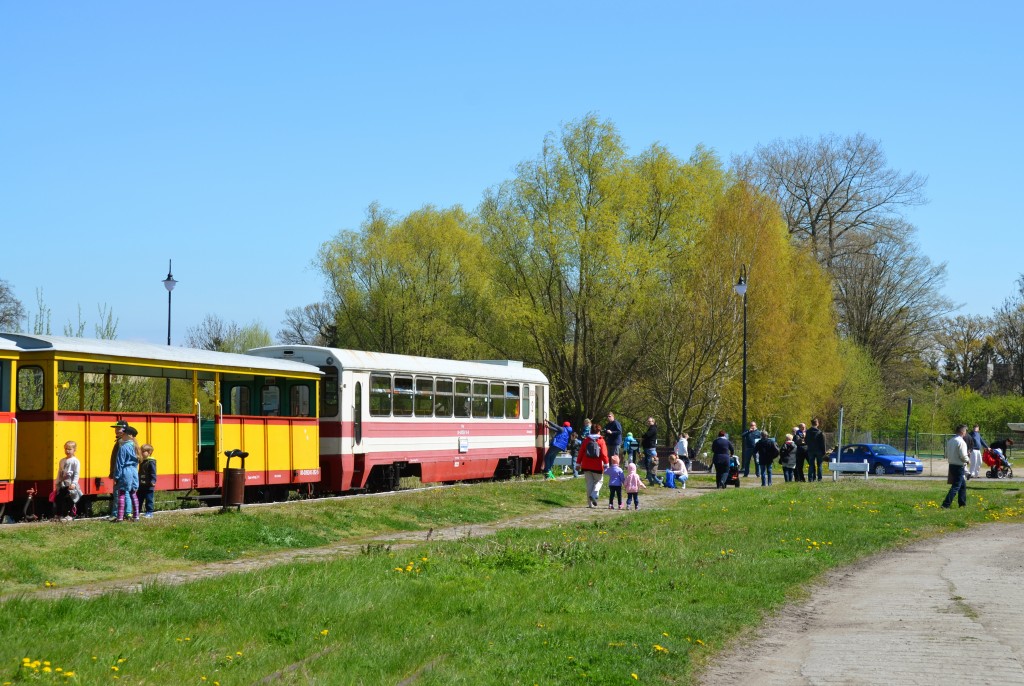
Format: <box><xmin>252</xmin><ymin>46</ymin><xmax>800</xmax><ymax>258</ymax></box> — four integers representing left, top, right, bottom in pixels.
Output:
<box><xmin>455</xmin><ymin>379</ymin><xmax>471</xmax><ymax>418</ymax></box>
<box><xmin>393</xmin><ymin>376</ymin><xmax>413</xmax><ymax>417</ymax></box>
<box><xmin>370</xmin><ymin>374</ymin><xmax>392</xmax><ymax>416</ymax></box>
<box><xmin>489</xmin><ymin>382</ymin><xmax>504</xmax><ymax>418</ymax></box>
<box><xmin>320</xmin><ymin>365</ymin><xmax>339</xmax><ymax>418</ymax></box>
<box><xmin>472</xmin><ymin>381</ymin><xmax>488</xmax><ymax>418</ymax></box>
<box><xmin>354</xmin><ymin>381</ymin><xmax>363</xmax><ymax>443</ymax></box>
<box><xmin>290</xmin><ymin>385</ymin><xmax>310</xmax><ymax>417</ymax></box>
<box><xmin>228</xmin><ymin>385</ymin><xmax>251</xmax><ymax>414</ymax></box>
<box><xmin>435</xmin><ymin>377</ymin><xmax>453</xmax><ymax>417</ymax></box>
<box><xmin>505</xmin><ymin>384</ymin><xmax>520</xmax><ymax>419</ymax></box>
<box><xmin>261</xmin><ymin>385</ymin><xmax>281</xmax><ymax>416</ymax></box>
<box><xmin>17</xmin><ymin>366</ymin><xmax>44</xmax><ymax>411</ymax></box>
<box><xmin>523</xmin><ymin>385</ymin><xmax>531</xmax><ymax>420</ymax></box>
<box><xmin>414</xmin><ymin>377</ymin><xmax>434</xmax><ymax>416</ymax></box>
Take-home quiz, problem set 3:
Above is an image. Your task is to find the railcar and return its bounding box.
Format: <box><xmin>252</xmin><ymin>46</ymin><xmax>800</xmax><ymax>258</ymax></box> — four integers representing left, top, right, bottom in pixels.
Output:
<box><xmin>0</xmin><ymin>334</ymin><xmax>322</xmax><ymax>518</ymax></box>
<box><xmin>246</xmin><ymin>346</ymin><xmax>550</xmax><ymax>492</ymax></box>
<box><xmin>0</xmin><ymin>337</ymin><xmax>18</xmax><ymax>517</ymax></box>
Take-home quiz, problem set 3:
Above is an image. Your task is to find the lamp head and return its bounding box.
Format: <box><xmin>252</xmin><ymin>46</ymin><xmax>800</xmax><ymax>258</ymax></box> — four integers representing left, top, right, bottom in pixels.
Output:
<box><xmin>163</xmin><ymin>259</ymin><xmax>177</xmax><ymax>292</ymax></box>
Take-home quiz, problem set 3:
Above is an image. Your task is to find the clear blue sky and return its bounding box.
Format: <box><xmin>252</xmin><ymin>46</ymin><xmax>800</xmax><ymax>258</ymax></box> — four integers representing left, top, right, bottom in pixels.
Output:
<box><xmin>2</xmin><ymin>1</ymin><xmax>1021</xmax><ymax>343</ymax></box>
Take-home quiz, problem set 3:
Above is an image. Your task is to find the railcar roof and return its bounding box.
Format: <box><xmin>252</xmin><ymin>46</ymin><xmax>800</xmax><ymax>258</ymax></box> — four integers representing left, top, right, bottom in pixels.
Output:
<box><xmin>249</xmin><ymin>345</ymin><xmax>549</xmax><ymax>383</ymax></box>
<box><xmin>0</xmin><ymin>333</ymin><xmax>322</xmax><ymax>376</ymax></box>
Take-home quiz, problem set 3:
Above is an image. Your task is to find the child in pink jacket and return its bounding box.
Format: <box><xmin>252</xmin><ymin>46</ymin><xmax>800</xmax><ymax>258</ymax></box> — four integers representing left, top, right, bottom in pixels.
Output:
<box><xmin>623</xmin><ymin>462</ymin><xmax>647</xmax><ymax>510</ymax></box>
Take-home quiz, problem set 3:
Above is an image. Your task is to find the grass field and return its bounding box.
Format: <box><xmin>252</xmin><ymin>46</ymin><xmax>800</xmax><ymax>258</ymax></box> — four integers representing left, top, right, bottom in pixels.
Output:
<box><xmin>2</xmin><ymin>477</ymin><xmax>1022</xmax><ymax>685</ymax></box>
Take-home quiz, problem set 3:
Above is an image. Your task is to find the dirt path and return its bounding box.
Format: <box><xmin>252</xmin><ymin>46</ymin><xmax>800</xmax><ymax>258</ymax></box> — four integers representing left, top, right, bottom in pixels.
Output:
<box><xmin>7</xmin><ymin>481</ymin><xmax>699</xmax><ymax>602</ymax></box>
<box><xmin>698</xmin><ymin>520</ymin><xmax>1024</xmax><ymax>686</ymax></box>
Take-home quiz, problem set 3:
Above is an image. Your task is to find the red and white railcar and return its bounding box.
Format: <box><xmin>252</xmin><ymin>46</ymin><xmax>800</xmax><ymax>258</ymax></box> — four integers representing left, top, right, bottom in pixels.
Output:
<box><xmin>247</xmin><ymin>346</ymin><xmax>550</xmax><ymax>491</ymax></box>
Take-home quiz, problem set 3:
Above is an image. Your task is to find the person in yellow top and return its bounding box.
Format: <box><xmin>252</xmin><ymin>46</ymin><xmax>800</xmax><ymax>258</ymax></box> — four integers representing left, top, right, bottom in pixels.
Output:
<box><xmin>942</xmin><ymin>424</ymin><xmax>969</xmax><ymax>509</ymax></box>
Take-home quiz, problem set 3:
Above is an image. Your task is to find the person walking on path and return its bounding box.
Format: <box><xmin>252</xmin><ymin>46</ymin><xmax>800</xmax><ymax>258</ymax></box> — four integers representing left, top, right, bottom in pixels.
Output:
<box><xmin>641</xmin><ymin>417</ymin><xmax>663</xmax><ymax>486</ymax></box>
<box><xmin>603</xmin><ymin>412</ymin><xmax>623</xmax><ymax>461</ymax></box>
<box><xmin>623</xmin><ymin>462</ymin><xmax>646</xmax><ymax>510</ymax></box>
<box><xmin>741</xmin><ymin>421</ymin><xmax>762</xmax><ymax>478</ymax></box>
<box><xmin>968</xmin><ymin>425</ymin><xmax>988</xmax><ymax>479</ymax></box>
<box><xmin>806</xmin><ymin>418</ymin><xmax>827</xmax><ymax>482</ymax></box>
<box><xmin>543</xmin><ymin>420</ymin><xmax>573</xmax><ymax>479</ymax></box>
<box><xmin>579</xmin><ymin>423</ymin><xmax>609</xmax><ymax>508</ymax></box>
<box><xmin>604</xmin><ymin>455</ymin><xmax>625</xmax><ymax>509</ymax></box>
<box><xmin>711</xmin><ymin>431</ymin><xmax>735</xmax><ymax>489</ymax></box>
<box><xmin>793</xmin><ymin>423</ymin><xmax>808</xmax><ymax>482</ymax></box>
<box><xmin>942</xmin><ymin>424</ymin><xmax>970</xmax><ymax>509</ymax></box>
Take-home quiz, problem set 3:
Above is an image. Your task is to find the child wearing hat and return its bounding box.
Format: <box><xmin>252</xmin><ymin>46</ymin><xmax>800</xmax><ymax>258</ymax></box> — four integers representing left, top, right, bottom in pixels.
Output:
<box><xmin>543</xmin><ymin>420</ymin><xmax>573</xmax><ymax>479</ymax></box>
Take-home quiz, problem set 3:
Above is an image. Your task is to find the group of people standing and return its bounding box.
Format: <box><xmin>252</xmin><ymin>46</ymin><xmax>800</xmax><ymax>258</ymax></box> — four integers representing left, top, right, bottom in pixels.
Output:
<box><xmin>54</xmin><ymin>420</ymin><xmax>158</xmax><ymax>522</ymax></box>
<box><xmin>710</xmin><ymin>419</ymin><xmax>827</xmax><ymax>489</ymax></box>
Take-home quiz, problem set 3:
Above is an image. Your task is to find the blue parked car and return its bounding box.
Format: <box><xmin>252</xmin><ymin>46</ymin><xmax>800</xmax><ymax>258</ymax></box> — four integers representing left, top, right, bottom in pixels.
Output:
<box><xmin>832</xmin><ymin>443</ymin><xmax>924</xmax><ymax>476</ymax></box>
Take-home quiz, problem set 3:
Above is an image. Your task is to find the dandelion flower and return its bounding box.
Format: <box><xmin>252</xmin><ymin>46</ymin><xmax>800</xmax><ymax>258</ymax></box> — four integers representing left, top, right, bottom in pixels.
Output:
<box><xmin>632</xmin><ymin>674</ymin><xmax>639</xmax><ymax>680</ymax></box>
<box><xmin>320</xmin><ymin>629</ymin><xmax>329</xmax><ymax>636</ymax></box>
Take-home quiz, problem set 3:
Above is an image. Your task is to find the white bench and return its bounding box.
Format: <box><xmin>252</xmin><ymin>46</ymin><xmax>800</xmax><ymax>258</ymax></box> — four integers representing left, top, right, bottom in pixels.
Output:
<box><xmin>829</xmin><ymin>459</ymin><xmax>870</xmax><ymax>481</ymax></box>
<box><xmin>551</xmin><ymin>451</ymin><xmax>575</xmax><ymax>474</ymax></box>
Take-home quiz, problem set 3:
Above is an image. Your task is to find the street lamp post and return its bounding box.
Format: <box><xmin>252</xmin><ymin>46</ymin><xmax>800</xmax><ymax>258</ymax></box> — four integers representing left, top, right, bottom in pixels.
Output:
<box><xmin>162</xmin><ymin>261</ymin><xmax>177</xmax><ymax>413</ymax></box>
<box><xmin>734</xmin><ymin>265</ymin><xmax>748</xmax><ymax>442</ymax></box>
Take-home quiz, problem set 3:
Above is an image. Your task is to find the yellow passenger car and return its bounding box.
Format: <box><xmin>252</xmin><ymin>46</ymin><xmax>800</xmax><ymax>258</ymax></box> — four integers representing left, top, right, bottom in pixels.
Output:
<box><xmin>2</xmin><ymin>334</ymin><xmax>321</xmax><ymax>517</ymax></box>
<box><xmin>0</xmin><ymin>336</ymin><xmax>18</xmax><ymax>517</ymax></box>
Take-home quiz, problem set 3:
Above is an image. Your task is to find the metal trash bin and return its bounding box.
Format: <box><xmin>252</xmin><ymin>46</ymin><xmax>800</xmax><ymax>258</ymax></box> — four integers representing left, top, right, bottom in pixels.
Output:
<box><xmin>222</xmin><ymin>449</ymin><xmax>248</xmax><ymax>511</ymax></box>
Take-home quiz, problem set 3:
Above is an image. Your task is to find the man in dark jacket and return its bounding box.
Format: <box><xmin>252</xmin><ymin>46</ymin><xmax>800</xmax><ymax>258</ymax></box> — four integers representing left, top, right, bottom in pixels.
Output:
<box><xmin>741</xmin><ymin>421</ymin><xmax>762</xmax><ymax>478</ymax></box>
<box><xmin>603</xmin><ymin>412</ymin><xmax>623</xmax><ymax>461</ymax></box>
<box><xmin>806</xmin><ymin>418</ymin><xmax>827</xmax><ymax>482</ymax></box>
<box><xmin>640</xmin><ymin>416</ymin><xmax>662</xmax><ymax>486</ymax></box>
<box><xmin>711</xmin><ymin>431</ymin><xmax>735</xmax><ymax>489</ymax></box>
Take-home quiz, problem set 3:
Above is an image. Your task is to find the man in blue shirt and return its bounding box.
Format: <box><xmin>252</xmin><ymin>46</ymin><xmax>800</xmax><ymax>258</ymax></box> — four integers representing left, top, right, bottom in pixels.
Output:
<box><xmin>603</xmin><ymin>412</ymin><xmax>623</xmax><ymax>461</ymax></box>
<box><xmin>741</xmin><ymin>421</ymin><xmax>762</xmax><ymax>478</ymax></box>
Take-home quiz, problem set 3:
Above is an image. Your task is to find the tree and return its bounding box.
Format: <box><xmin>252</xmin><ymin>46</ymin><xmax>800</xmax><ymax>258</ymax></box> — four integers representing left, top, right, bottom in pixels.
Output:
<box><xmin>831</xmin><ymin>231</ymin><xmax>954</xmax><ymax>384</ymax></box>
<box><xmin>0</xmin><ymin>278</ymin><xmax>25</xmax><ymax>331</ymax></box>
<box><xmin>278</xmin><ymin>303</ymin><xmax>337</xmax><ymax>346</ymax></box>
<box><xmin>316</xmin><ymin>204</ymin><xmax>492</xmax><ymax>358</ymax></box>
<box><xmin>185</xmin><ymin>315</ymin><xmax>272</xmax><ymax>353</ymax></box>
<box><xmin>936</xmin><ymin>314</ymin><xmax>992</xmax><ymax>389</ymax></box>
<box><xmin>478</xmin><ymin>115</ymin><xmax>673</xmax><ymax>423</ymax></box>
<box><xmin>735</xmin><ymin>133</ymin><xmax>927</xmax><ymax>267</ymax></box>
<box><xmin>991</xmin><ymin>274</ymin><xmax>1024</xmax><ymax>395</ymax></box>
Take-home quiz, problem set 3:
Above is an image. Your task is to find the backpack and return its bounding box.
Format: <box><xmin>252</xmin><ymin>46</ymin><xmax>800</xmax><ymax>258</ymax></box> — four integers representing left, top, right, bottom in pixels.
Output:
<box><xmin>586</xmin><ymin>439</ymin><xmax>601</xmax><ymax>458</ymax></box>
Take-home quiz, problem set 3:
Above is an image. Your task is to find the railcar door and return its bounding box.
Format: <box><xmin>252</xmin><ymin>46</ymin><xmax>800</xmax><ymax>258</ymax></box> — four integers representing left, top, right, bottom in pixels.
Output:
<box><xmin>0</xmin><ymin>358</ymin><xmax>14</xmax><ymax>510</ymax></box>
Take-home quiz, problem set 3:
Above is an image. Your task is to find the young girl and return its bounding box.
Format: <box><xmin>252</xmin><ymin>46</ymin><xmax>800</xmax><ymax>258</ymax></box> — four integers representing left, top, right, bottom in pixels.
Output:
<box><xmin>55</xmin><ymin>441</ymin><xmax>81</xmax><ymax>521</ymax></box>
<box><xmin>604</xmin><ymin>455</ymin><xmax>625</xmax><ymax>509</ymax></box>
<box><xmin>623</xmin><ymin>462</ymin><xmax>646</xmax><ymax>510</ymax></box>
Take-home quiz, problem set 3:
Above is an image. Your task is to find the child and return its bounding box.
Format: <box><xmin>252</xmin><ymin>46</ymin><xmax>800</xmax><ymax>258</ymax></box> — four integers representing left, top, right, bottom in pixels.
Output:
<box><xmin>138</xmin><ymin>443</ymin><xmax>158</xmax><ymax>518</ymax></box>
<box><xmin>604</xmin><ymin>455</ymin><xmax>625</xmax><ymax>509</ymax></box>
<box><xmin>623</xmin><ymin>462</ymin><xmax>646</xmax><ymax>510</ymax></box>
<box><xmin>113</xmin><ymin>426</ymin><xmax>140</xmax><ymax>522</ymax></box>
<box><xmin>55</xmin><ymin>441</ymin><xmax>81</xmax><ymax>521</ymax></box>
<box><xmin>623</xmin><ymin>432</ymin><xmax>639</xmax><ymax>464</ymax></box>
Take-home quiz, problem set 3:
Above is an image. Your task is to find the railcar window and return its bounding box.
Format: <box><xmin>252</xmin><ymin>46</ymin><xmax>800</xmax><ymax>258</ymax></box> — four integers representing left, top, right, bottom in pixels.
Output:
<box><xmin>290</xmin><ymin>385</ymin><xmax>311</xmax><ymax>417</ymax></box>
<box><xmin>228</xmin><ymin>385</ymin><xmax>251</xmax><ymax>414</ymax></box>
<box><xmin>489</xmin><ymin>382</ymin><xmax>504</xmax><ymax>418</ymax></box>
<box><xmin>435</xmin><ymin>377</ymin><xmax>454</xmax><ymax>417</ymax></box>
<box><xmin>370</xmin><ymin>374</ymin><xmax>392</xmax><ymax>416</ymax></box>
<box><xmin>393</xmin><ymin>376</ymin><xmax>413</xmax><ymax>417</ymax></box>
<box><xmin>320</xmin><ymin>366</ymin><xmax>339</xmax><ymax>418</ymax></box>
<box><xmin>505</xmin><ymin>384</ymin><xmax>520</xmax><ymax>418</ymax></box>
<box><xmin>17</xmin><ymin>366</ymin><xmax>44</xmax><ymax>411</ymax></box>
<box><xmin>472</xmin><ymin>381</ymin><xmax>488</xmax><ymax>418</ymax></box>
<box><xmin>523</xmin><ymin>385</ymin><xmax>531</xmax><ymax>420</ymax></box>
<box><xmin>261</xmin><ymin>385</ymin><xmax>281</xmax><ymax>416</ymax></box>
<box><xmin>455</xmin><ymin>379</ymin><xmax>471</xmax><ymax>418</ymax></box>
<box><xmin>414</xmin><ymin>377</ymin><xmax>434</xmax><ymax>417</ymax></box>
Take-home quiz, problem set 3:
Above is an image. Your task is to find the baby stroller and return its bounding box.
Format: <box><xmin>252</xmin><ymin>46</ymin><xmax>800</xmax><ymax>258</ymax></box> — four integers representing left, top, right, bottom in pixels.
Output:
<box><xmin>726</xmin><ymin>455</ymin><xmax>741</xmax><ymax>488</ymax></box>
<box><xmin>983</xmin><ymin>448</ymin><xmax>1014</xmax><ymax>479</ymax></box>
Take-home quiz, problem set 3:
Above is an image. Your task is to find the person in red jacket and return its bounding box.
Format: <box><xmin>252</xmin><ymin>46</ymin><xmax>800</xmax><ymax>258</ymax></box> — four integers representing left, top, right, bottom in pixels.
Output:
<box><xmin>578</xmin><ymin>422</ymin><xmax>609</xmax><ymax>508</ymax></box>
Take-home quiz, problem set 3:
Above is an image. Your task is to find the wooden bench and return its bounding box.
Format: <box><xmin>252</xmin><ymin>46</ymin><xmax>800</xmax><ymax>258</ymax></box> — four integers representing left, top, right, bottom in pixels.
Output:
<box><xmin>829</xmin><ymin>459</ymin><xmax>870</xmax><ymax>481</ymax></box>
